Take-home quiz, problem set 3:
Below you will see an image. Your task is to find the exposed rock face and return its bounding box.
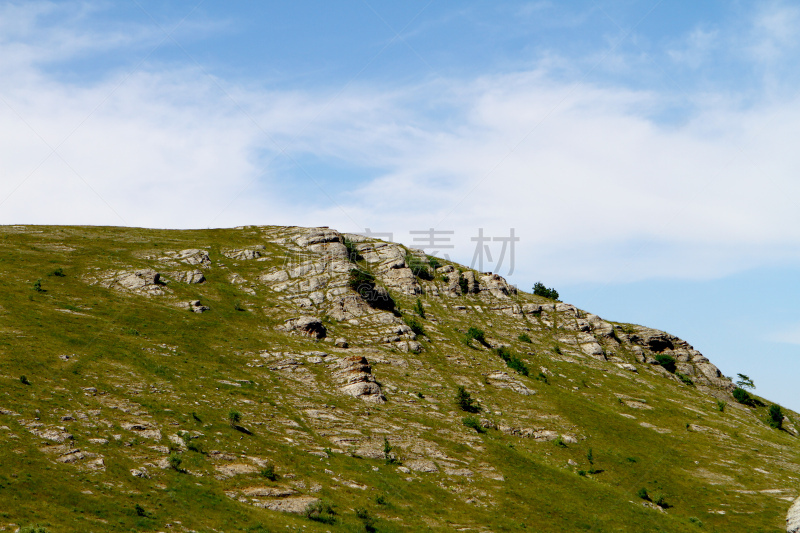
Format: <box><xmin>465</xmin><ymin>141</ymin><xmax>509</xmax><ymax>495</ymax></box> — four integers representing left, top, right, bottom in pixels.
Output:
<box><xmin>332</xmin><ymin>356</ymin><xmax>385</xmax><ymax>403</ymax></box>
<box><xmin>170</xmin><ymin>269</ymin><xmax>205</xmax><ymax>284</ymax></box>
<box><xmin>164</xmin><ymin>249</ymin><xmax>211</xmax><ymax>266</ymax></box>
<box><xmin>788</xmin><ymin>496</ymin><xmax>800</xmax><ymax>533</ymax></box>
<box><xmin>181</xmin><ymin>300</ymin><xmax>210</xmax><ymax>313</ymax></box>
<box><xmin>101</xmin><ymin>269</ymin><xmax>165</xmax><ymax>295</ymax></box>
<box><xmin>278</xmin><ymin>317</ymin><xmax>327</xmax><ymax>339</ymax></box>
<box><xmin>223</xmin><ymin>246</ymin><xmax>265</xmax><ymax>260</ymax></box>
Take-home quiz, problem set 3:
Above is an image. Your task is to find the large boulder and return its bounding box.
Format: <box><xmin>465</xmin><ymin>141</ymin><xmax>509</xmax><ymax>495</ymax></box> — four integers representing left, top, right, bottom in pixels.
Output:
<box><xmin>332</xmin><ymin>356</ymin><xmax>385</xmax><ymax>403</ymax></box>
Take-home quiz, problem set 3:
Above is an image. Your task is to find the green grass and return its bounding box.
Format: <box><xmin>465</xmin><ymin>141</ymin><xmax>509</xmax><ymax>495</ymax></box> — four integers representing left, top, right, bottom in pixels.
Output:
<box><xmin>0</xmin><ymin>225</ymin><xmax>796</xmax><ymax>532</ymax></box>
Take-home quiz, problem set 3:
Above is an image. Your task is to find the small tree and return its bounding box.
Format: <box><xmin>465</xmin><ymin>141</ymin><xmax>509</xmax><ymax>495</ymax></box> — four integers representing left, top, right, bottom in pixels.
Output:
<box><xmin>587</xmin><ymin>448</ymin><xmax>594</xmax><ymax>472</ymax></box>
<box><xmin>736</xmin><ymin>373</ymin><xmax>755</xmax><ymax>390</ymax></box>
<box><xmin>261</xmin><ymin>463</ymin><xmax>279</xmax><ymax>481</ymax></box>
<box><xmin>228</xmin><ymin>410</ymin><xmax>242</xmax><ymax>427</ymax></box>
<box><xmin>383</xmin><ymin>437</ymin><xmax>397</xmax><ymax>464</ymax></box>
<box><xmin>168</xmin><ymin>453</ymin><xmax>182</xmax><ymax>472</ymax></box>
<box><xmin>32</xmin><ymin>279</ymin><xmax>43</xmax><ymax>292</ymax></box>
<box><xmin>455</xmin><ymin>386</ymin><xmax>480</xmax><ymax>413</ymax></box>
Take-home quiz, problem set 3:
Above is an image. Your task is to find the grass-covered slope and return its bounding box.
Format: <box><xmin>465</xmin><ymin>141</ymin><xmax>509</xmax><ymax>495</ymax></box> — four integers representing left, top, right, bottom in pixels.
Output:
<box><xmin>0</xmin><ymin>224</ymin><xmax>797</xmax><ymax>533</ymax></box>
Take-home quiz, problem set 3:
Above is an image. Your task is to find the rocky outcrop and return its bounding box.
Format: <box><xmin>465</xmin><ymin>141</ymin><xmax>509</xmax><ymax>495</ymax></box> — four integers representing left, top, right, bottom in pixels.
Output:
<box><xmin>332</xmin><ymin>356</ymin><xmax>385</xmax><ymax>403</ymax></box>
<box><xmin>170</xmin><ymin>269</ymin><xmax>205</xmax><ymax>284</ymax></box>
<box><xmin>788</xmin><ymin>496</ymin><xmax>800</xmax><ymax>533</ymax></box>
<box><xmin>223</xmin><ymin>246</ymin><xmax>265</xmax><ymax>260</ymax></box>
<box><xmin>163</xmin><ymin>249</ymin><xmax>211</xmax><ymax>266</ymax></box>
<box><xmin>277</xmin><ymin>317</ymin><xmax>327</xmax><ymax>339</ymax></box>
<box><xmin>99</xmin><ymin>269</ymin><xmax>165</xmax><ymax>295</ymax></box>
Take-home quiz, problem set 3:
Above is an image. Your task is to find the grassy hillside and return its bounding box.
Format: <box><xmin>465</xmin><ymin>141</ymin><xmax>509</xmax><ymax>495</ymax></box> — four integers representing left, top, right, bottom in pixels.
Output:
<box><xmin>0</xmin><ymin>224</ymin><xmax>797</xmax><ymax>533</ymax></box>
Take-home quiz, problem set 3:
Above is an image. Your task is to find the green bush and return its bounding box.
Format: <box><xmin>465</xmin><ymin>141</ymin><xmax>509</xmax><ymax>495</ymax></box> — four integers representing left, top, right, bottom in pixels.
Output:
<box><xmin>375</xmin><ymin>494</ymin><xmax>387</xmax><ymax>505</ymax></box>
<box><xmin>343</xmin><ymin>238</ymin><xmax>363</xmax><ymax>262</ymax></box>
<box><xmin>716</xmin><ymin>399</ymin><xmax>726</xmax><ymax>412</ymax></box>
<box><xmin>355</xmin><ymin>507</ymin><xmax>376</xmax><ymax>533</ymax></box>
<box><xmin>455</xmin><ymin>386</ymin><xmax>480</xmax><ymax>413</ymax></box>
<box><xmin>20</xmin><ymin>375</ymin><xmax>30</xmax><ymax>385</ymax></box>
<box><xmin>458</xmin><ymin>273</ymin><xmax>469</xmax><ymax>294</ymax></box>
<box><xmin>532</xmin><ymin>281</ymin><xmax>559</xmax><ymax>300</ymax></box>
<box><xmin>428</xmin><ymin>256</ymin><xmax>441</xmax><ymax>270</ymax></box>
<box><xmin>413</xmin><ymin>298</ymin><xmax>426</xmax><ymax>318</ymax></box>
<box><xmin>462</xmin><ymin>416</ymin><xmax>486</xmax><ymax>433</ymax></box>
<box><xmin>688</xmin><ymin>517</ymin><xmax>703</xmax><ymax>527</ymax></box>
<box><xmin>135</xmin><ymin>504</ymin><xmax>147</xmax><ymax>517</ymax></box>
<box><xmin>305</xmin><ymin>499</ymin><xmax>336</xmax><ymax>524</ymax></box>
<box><xmin>403</xmin><ymin>316</ymin><xmax>425</xmax><ymax>337</ymax></box>
<box><xmin>48</xmin><ymin>267</ymin><xmax>65</xmax><ymax>277</ymax></box>
<box><xmin>32</xmin><ymin>279</ymin><xmax>43</xmax><ymax>292</ymax></box>
<box><xmin>19</xmin><ymin>526</ymin><xmax>49</xmax><ymax>533</ymax></box>
<box><xmin>464</xmin><ymin>327</ymin><xmax>487</xmax><ymax>346</ymax></box>
<box><xmin>260</xmin><ymin>463</ymin><xmax>279</xmax><ymax>481</ymax></box>
<box><xmin>383</xmin><ymin>437</ymin><xmax>398</xmax><ymax>464</ymax></box>
<box><xmin>496</xmin><ymin>347</ymin><xmax>529</xmax><ymax>376</ymax></box>
<box><xmin>768</xmin><ymin>404</ymin><xmax>784</xmax><ymax>429</ymax></box>
<box><xmin>168</xmin><ymin>453</ymin><xmax>182</xmax><ymax>472</ymax></box>
<box><xmin>637</xmin><ymin>488</ymin><xmax>650</xmax><ymax>501</ymax></box>
<box><xmin>536</xmin><ymin>371</ymin><xmax>549</xmax><ymax>384</ymax></box>
<box><xmin>405</xmin><ymin>253</ymin><xmax>433</xmax><ymax>280</ymax></box>
<box><xmin>554</xmin><ymin>436</ymin><xmax>567</xmax><ymax>448</ymax></box>
<box><xmin>518</xmin><ymin>333</ymin><xmax>532</xmax><ymax>343</ymax></box>
<box><xmin>654</xmin><ymin>354</ymin><xmax>676</xmax><ymax>373</ymax></box>
<box><xmin>733</xmin><ymin>387</ymin><xmax>757</xmax><ymax>407</ymax></box>
<box><xmin>228</xmin><ymin>410</ymin><xmax>242</xmax><ymax>426</ymax></box>
<box><xmin>676</xmin><ymin>372</ymin><xmax>694</xmax><ymax>386</ymax></box>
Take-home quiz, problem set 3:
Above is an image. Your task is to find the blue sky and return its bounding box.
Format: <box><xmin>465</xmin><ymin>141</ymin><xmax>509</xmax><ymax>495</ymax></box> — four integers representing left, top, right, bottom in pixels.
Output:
<box><xmin>1</xmin><ymin>1</ymin><xmax>799</xmax><ymax>410</ymax></box>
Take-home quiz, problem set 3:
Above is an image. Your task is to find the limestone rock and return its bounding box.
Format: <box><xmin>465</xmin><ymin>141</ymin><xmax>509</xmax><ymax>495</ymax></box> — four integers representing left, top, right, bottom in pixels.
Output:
<box><xmin>334</xmin><ymin>337</ymin><xmax>349</xmax><ymax>348</ymax></box>
<box><xmin>102</xmin><ymin>269</ymin><xmax>165</xmax><ymax>295</ymax></box>
<box><xmin>180</xmin><ymin>300</ymin><xmax>210</xmax><ymax>313</ymax></box>
<box><xmin>223</xmin><ymin>246</ymin><xmax>264</xmax><ymax>260</ymax></box>
<box><xmin>788</xmin><ymin>495</ymin><xmax>800</xmax><ymax>533</ymax></box>
<box><xmin>165</xmin><ymin>249</ymin><xmax>211</xmax><ymax>266</ymax></box>
<box><xmin>255</xmin><ymin>496</ymin><xmax>320</xmax><ymax>514</ymax></box>
<box><xmin>170</xmin><ymin>269</ymin><xmax>205</xmax><ymax>284</ymax></box>
<box><xmin>332</xmin><ymin>356</ymin><xmax>385</xmax><ymax>403</ymax></box>
<box><xmin>277</xmin><ymin>316</ymin><xmax>327</xmax><ymax>339</ymax></box>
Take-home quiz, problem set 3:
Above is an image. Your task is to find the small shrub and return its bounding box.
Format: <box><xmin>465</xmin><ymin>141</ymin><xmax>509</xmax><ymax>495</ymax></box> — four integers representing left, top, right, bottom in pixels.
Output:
<box><xmin>403</xmin><ymin>316</ymin><xmax>425</xmax><ymax>337</ymax></box>
<box><xmin>462</xmin><ymin>416</ymin><xmax>486</xmax><ymax>434</ymax></box>
<box><xmin>676</xmin><ymin>372</ymin><xmax>694</xmax><ymax>386</ymax></box>
<box><xmin>428</xmin><ymin>256</ymin><xmax>441</xmax><ymax>270</ymax></box>
<box><xmin>405</xmin><ymin>253</ymin><xmax>433</xmax><ymax>280</ymax></box>
<box><xmin>413</xmin><ymin>298</ymin><xmax>426</xmax><ymax>318</ymax></box>
<box><xmin>48</xmin><ymin>267</ymin><xmax>65</xmax><ymax>277</ymax></box>
<box><xmin>518</xmin><ymin>333</ymin><xmax>532</xmax><ymax>343</ymax></box>
<box><xmin>375</xmin><ymin>494</ymin><xmax>387</xmax><ymax>505</ymax></box>
<box><xmin>626</xmin><ymin>457</ymin><xmax>638</xmax><ymax>463</ymax></box>
<box><xmin>305</xmin><ymin>499</ymin><xmax>336</xmax><ymax>524</ymax></box>
<box><xmin>553</xmin><ymin>345</ymin><xmax>562</xmax><ymax>355</ymax></box>
<box><xmin>18</xmin><ymin>527</ymin><xmax>49</xmax><ymax>533</ymax></box>
<box><xmin>532</xmin><ymin>281</ymin><xmax>559</xmax><ymax>300</ymax></box>
<box><xmin>496</xmin><ymin>347</ymin><xmax>529</xmax><ymax>376</ymax></box>
<box><xmin>32</xmin><ymin>279</ymin><xmax>43</xmax><ymax>292</ymax></box>
<box><xmin>653</xmin><ymin>494</ymin><xmax>670</xmax><ymax>509</ymax></box>
<box><xmin>191</xmin><ymin>411</ymin><xmax>202</xmax><ymax>423</ymax></box>
<box><xmin>168</xmin><ymin>453</ymin><xmax>182</xmax><ymax>472</ymax></box>
<box><xmin>768</xmin><ymin>404</ymin><xmax>784</xmax><ymax>429</ymax></box>
<box><xmin>228</xmin><ymin>410</ymin><xmax>242</xmax><ymax>426</ymax></box>
<box><xmin>587</xmin><ymin>448</ymin><xmax>594</xmax><ymax>469</ymax></box>
<box><xmin>688</xmin><ymin>517</ymin><xmax>703</xmax><ymax>527</ymax></box>
<box><xmin>455</xmin><ymin>386</ymin><xmax>480</xmax><ymax>413</ymax></box>
<box><xmin>260</xmin><ymin>463</ymin><xmax>279</xmax><ymax>481</ymax></box>
<box><xmin>536</xmin><ymin>371</ymin><xmax>549</xmax><ymax>384</ymax></box>
<box><xmin>343</xmin><ymin>238</ymin><xmax>363</xmax><ymax>262</ymax></box>
<box><xmin>464</xmin><ymin>327</ymin><xmax>487</xmax><ymax>346</ymax></box>
<box><xmin>134</xmin><ymin>504</ymin><xmax>147</xmax><ymax>517</ymax></box>
<box><xmin>715</xmin><ymin>400</ymin><xmax>726</xmax><ymax>412</ymax></box>
<box><xmin>383</xmin><ymin>437</ymin><xmax>398</xmax><ymax>464</ymax></box>
<box><xmin>186</xmin><ymin>440</ymin><xmax>203</xmax><ymax>454</ymax></box>
<box><xmin>637</xmin><ymin>488</ymin><xmax>650</xmax><ymax>501</ymax></box>
<box><xmin>416</xmin><ymin>392</ymin><xmax>424</xmax><ymax>399</ymax></box>
<box><xmin>554</xmin><ymin>436</ymin><xmax>567</xmax><ymax>448</ymax></box>
<box><xmin>355</xmin><ymin>507</ymin><xmax>376</xmax><ymax>533</ymax></box>
<box><xmin>577</xmin><ymin>470</ymin><xmax>587</xmax><ymax>476</ymax></box>
<box><xmin>20</xmin><ymin>375</ymin><xmax>30</xmax><ymax>385</ymax></box>
<box><xmin>458</xmin><ymin>274</ymin><xmax>469</xmax><ymax>295</ymax></box>
<box><xmin>654</xmin><ymin>354</ymin><xmax>676</xmax><ymax>373</ymax></box>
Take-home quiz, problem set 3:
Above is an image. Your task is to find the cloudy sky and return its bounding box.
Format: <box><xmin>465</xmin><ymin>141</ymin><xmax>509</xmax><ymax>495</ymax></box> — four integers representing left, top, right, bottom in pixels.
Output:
<box><xmin>1</xmin><ymin>0</ymin><xmax>799</xmax><ymax>410</ymax></box>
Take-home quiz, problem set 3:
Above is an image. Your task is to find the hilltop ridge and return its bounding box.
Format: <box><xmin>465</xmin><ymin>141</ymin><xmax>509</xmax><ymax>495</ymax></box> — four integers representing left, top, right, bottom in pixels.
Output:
<box><xmin>0</xmin><ymin>224</ymin><xmax>797</xmax><ymax>532</ymax></box>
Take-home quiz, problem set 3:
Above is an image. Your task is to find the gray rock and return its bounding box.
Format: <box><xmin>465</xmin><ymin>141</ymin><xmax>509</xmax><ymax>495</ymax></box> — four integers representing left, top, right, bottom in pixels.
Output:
<box><xmin>334</xmin><ymin>337</ymin><xmax>349</xmax><ymax>348</ymax></box>
<box><xmin>223</xmin><ymin>248</ymin><xmax>263</xmax><ymax>260</ymax></box>
<box><xmin>332</xmin><ymin>356</ymin><xmax>385</xmax><ymax>403</ymax></box>
<box><xmin>278</xmin><ymin>316</ymin><xmax>327</xmax><ymax>339</ymax></box>
<box><xmin>788</xmin><ymin>496</ymin><xmax>800</xmax><ymax>533</ymax></box>
<box><xmin>171</xmin><ymin>269</ymin><xmax>205</xmax><ymax>284</ymax></box>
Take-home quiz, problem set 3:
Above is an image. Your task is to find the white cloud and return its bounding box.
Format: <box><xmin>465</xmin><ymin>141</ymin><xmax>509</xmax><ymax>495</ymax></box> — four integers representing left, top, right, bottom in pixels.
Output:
<box><xmin>768</xmin><ymin>322</ymin><xmax>800</xmax><ymax>345</ymax></box>
<box><xmin>4</xmin><ymin>1</ymin><xmax>800</xmax><ymax>286</ymax></box>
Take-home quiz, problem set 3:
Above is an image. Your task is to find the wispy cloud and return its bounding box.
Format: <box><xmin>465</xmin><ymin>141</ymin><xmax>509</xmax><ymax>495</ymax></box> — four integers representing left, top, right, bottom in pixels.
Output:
<box><xmin>3</xmin><ymin>1</ymin><xmax>800</xmax><ymax>285</ymax></box>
